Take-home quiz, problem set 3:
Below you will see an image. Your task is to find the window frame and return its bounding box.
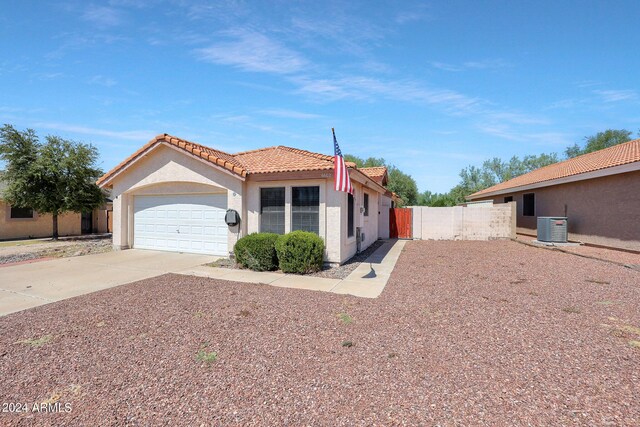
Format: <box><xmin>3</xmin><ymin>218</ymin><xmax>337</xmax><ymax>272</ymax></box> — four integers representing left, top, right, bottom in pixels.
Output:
<box><xmin>9</xmin><ymin>206</ymin><xmax>35</xmax><ymax>220</ymax></box>
<box><xmin>291</xmin><ymin>186</ymin><xmax>320</xmax><ymax>234</ymax></box>
<box><xmin>347</xmin><ymin>192</ymin><xmax>354</xmax><ymax>238</ymax></box>
<box><xmin>504</xmin><ymin>196</ymin><xmax>513</xmax><ymax>203</ymax></box>
<box><xmin>363</xmin><ymin>193</ymin><xmax>369</xmax><ymax>217</ymax></box>
<box><xmin>259</xmin><ymin>187</ymin><xmax>286</xmax><ymax>234</ymax></box>
<box><xmin>522</xmin><ymin>193</ymin><xmax>535</xmax><ymax>217</ymax></box>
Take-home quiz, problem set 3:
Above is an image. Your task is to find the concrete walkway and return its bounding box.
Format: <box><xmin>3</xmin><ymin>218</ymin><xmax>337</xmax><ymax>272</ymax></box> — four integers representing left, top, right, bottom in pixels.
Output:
<box><xmin>0</xmin><ymin>250</ymin><xmax>216</xmax><ymax>316</ymax></box>
<box><xmin>178</xmin><ymin>239</ymin><xmax>406</xmax><ymax>298</ymax></box>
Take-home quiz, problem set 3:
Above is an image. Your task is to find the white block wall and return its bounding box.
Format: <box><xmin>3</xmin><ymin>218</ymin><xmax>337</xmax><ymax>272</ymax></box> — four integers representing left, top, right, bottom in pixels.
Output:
<box><xmin>410</xmin><ymin>202</ymin><xmax>515</xmax><ymax>240</ymax></box>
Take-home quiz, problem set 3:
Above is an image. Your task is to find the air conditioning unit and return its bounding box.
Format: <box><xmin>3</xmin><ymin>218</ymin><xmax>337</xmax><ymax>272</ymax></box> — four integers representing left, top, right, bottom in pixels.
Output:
<box><xmin>537</xmin><ymin>217</ymin><xmax>568</xmax><ymax>243</ymax></box>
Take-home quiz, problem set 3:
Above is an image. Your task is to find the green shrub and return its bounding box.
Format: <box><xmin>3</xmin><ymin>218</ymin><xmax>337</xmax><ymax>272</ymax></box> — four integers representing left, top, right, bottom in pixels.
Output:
<box><xmin>275</xmin><ymin>231</ymin><xmax>324</xmax><ymax>274</ymax></box>
<box><xmin>234</xmin><ymin>233</ymin><xmax>279</xmax><ymax>271</ymax></box>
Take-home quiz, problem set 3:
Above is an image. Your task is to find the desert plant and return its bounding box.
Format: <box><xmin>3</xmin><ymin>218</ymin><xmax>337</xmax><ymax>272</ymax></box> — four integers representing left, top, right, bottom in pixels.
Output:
<box><xmin>337</xmin><ymin>313</ymin><xmax>353</xmax><ymax>325</ymax></box>
<box><xmin>275</xmin><ymin>231</ymin><xmax>324</xmax><ymax>274</ymax></box>
<box><xmin>234</xmin><ymin>233</ymin><xmax>279</xmax><ymax>271</ymax></box>
<box><xmin>15</xmin><ymin>335</ymin><xmax>53</xmax><ymax>347</ymax></box>
<box><xmin>196</xmin><ymin>342</ymin><xmax>218</xmax><ymax>365</ymax></box>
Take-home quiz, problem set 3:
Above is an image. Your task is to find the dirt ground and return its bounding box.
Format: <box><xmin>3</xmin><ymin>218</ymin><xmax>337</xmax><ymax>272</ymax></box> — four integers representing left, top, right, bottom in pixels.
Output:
<box><xmin>0</xmin><ymin>240</ymin><xmax>638</xmax><ymax>426</ymax></box>
<box><xmin>0</xmin><ymin>236</ymin><xmax>112</xmax><ymax>265</ymax></box>
<box><xmin>514</xmin><ymin>234</ymin><xmax>640</xmax><ymax>266</ymax></box>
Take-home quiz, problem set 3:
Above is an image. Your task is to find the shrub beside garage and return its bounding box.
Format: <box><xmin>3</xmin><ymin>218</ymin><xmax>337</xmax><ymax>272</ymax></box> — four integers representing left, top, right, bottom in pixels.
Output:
<box><xmin>234</xmin><ymin>233</ymin><xmax>279</xmax><ymax>271</ymax></box>
<box><xmin>233</xmin><ymin>231</ymin><xmax>325</xmax><ymax>274</ymax></box>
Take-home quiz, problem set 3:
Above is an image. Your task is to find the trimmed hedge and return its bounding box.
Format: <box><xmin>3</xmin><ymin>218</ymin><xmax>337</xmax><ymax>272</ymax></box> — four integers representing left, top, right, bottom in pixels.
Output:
<box><xmin>275</xmin><ymin>231</ymin><xmax>325</xmax><ymax>274</ymax></box>
<box><xmin>234</xmin><ymin>233</ymin><xmax>279</xmax><ymax>271</ymax></box>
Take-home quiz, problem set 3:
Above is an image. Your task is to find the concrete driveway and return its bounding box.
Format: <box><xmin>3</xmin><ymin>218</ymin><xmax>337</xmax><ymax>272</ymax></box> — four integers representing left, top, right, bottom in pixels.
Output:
<box><xmin>0</xmin><ymin>250</ymin><xmax>217</xmax><ymax>316</ymax></box>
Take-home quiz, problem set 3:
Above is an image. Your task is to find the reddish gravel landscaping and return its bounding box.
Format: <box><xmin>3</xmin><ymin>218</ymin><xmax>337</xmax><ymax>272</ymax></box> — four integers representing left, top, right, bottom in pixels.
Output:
<box><xmin>1</xmin><ymin>240</ymin><xmax>639</xmax><ymax>426</ymax></box>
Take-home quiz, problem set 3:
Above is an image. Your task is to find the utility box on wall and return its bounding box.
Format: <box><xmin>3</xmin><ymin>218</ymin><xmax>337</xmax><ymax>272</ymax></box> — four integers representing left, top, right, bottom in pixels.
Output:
<box><xmin>537</xmin><ymin>217</ymin><xmax>568</xmax><ymax>243</ymax></box>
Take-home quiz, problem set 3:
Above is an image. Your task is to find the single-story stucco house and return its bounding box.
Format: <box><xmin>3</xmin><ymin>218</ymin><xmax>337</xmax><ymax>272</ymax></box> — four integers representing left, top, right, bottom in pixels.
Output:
<box><xmin>0</xmin><ymin>176</ymin><xmax>113</xmax><ymax>240</ymax></box>
<box><xmin>96</xmin><ymin>134</ymin><xmax>399</xmax><ymax>264</ymax></box>
<box><xmin>467</xmin><ymin>138</ymin><xmax>640</xmax><ymax>251</ymax></box>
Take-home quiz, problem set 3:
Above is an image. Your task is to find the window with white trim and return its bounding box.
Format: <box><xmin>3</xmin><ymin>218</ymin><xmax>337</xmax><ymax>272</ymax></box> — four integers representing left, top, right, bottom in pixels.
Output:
<box><xmin>291</xmin><ymin>186</ymin><xmax>320</xmax><ymax>234</ymax></box>
<box><xmin>260</xmin><ymin>187</ymin><xmax>285</xmax><ymax>234</ymax></box>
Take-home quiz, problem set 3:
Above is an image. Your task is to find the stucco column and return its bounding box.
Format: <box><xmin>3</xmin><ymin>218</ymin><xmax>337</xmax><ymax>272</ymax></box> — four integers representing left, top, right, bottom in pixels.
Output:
<box><xmin>112</xmin><ymin>193</ymin><xmax>130</xmax><ymax>250</ymax></box>
<box><xmin>227</xmin><ymin>185</ymin><xmax>245</xmax><ymax>255</ymax></box>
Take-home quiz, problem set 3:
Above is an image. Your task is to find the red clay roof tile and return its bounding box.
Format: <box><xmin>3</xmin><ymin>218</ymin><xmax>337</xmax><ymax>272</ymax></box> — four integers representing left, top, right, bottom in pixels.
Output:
<box><xmin>360</xmin><ymin>166</ymin><xmax>388</xmax><ymax>185</ymax></box>
<box><xmin>97</xmin><ymin>134</ymin><xmax>362</xmax><ymax>187</ymax></box>
<box><xmin>468</xmin><ymin>138</ymin><xmax>640</xmax><ymax>198</ymax></box>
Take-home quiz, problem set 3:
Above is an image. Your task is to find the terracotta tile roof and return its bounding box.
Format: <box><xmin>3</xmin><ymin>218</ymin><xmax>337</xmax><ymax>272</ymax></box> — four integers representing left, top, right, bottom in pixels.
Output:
<box><xmin>97</xmin><ymin>134</ymin><xmax>360</xmax><ymax>186</ymax></box>
<box><xmin>360</xmin><ymin>166</ymin><xmax>388</xmax><ymax>185</ymax></box>
<box><xmin>468</xmin><ymin>138</ymin><xmax>640</xmax><ymax>199</ymax></box>
<box><xmin>234</xmin><ymin>146</ymin><xmax>343</xmax><ymax>174</ymax></box>
<box><xmin>96</xmin><ymin>134</ymin><xmax>248</xmax><ymax>186</ymax></box>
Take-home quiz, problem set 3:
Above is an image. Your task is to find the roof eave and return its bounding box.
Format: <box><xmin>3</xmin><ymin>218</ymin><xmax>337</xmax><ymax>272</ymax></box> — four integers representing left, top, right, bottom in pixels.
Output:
<box><xmin>467</xmin><ymin>161</ymin><xmax>640</xmax><ymax>200</ymax></box>
<box><xmin>96</xmin><ymin>138</ymin><xmax>246</xmax><ymax>188</ymax></box>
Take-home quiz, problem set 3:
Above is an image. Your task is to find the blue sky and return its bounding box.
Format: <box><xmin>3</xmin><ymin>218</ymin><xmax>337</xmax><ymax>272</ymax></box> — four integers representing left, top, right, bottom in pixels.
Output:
<box><xmin>1</xmin><ymin>1</ymin><xmax>639</xmax><ymax>193</ymax></box>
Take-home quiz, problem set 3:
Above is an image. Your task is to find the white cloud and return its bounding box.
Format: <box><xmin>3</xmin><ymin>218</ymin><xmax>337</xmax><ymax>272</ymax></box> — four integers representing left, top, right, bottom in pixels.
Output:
<box><xmin>82</xmin><ymin>6</ymin><xmax>125</xmax><ymax>27</ymax></box>
<box><xmin>259</xmin><ymin>109</ymin><xmax>323</xmax><ymax>119</ymax></box>
<box><xmin>195</xmin><ymin>30</ymin><xmax>308</xmax><ymax>74</ymax></box>
<box><xmin>35</xmin><ymin>72</ymin><xmax>64</xmax><ymax>80</ymax></box>
<box><xmin>431</xmin><ymin>59</ymin><xmax>511</xmax><ymax>72</ymax></box>
<box><xmin>395</xmin><ymin>10</ymin><xmax>427</xmax><ymax>24</ymax></box>
<box><xmin>463</xmin><ymin>59</ymin><xmax>511</xmax><ymax>69</ymax></box>
<box><xmin>33</xmin><ymin>122</ymin><xmax>153</xmax><ymax>141</ymax></box>
<box><xmin>484</xmin><ymin>111</ymin><xmax>549</xmax><ymax>125</ymax></box>
<box><xmin>478</xmin><ymin>124</ymin><xmax>573</xmax><ymax>147</ymax></box>
<box><xmin>593</xmin><ymin>89</ymin><xmax>637</xmax><ymax>103</ymax></box>
<box><xmin>89</xmin><ymin>75</ymin><xmax>117</xmax><ymax>87</ymax></box>
<box><xmin>292</xmin><ymin>75</ymin><xmax>483</xmax><ymax>114</ymax></box>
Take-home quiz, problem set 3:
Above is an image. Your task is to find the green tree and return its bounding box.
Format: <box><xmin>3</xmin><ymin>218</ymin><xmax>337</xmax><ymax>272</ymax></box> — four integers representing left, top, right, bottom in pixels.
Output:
<box><xmin>0</xmin><ymin>125</ymin><xmax>106</xmax><ymax>239</ymax></box>
<box><xmin>565</xmin><ymin>129</ymin><xmax>633</xmax><ymax>158</ymax></box>
<box><xmin>344</xmin><ymin>154</ymin><xmax>418</xmax><ymax>206</ymax></box>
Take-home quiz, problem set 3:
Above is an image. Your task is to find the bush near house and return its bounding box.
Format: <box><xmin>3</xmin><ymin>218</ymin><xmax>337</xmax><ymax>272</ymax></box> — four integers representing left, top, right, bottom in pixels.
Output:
<box><xmin>275</xmin><ymin>231</ymin><xmax>324</xmax><ymax>274</ymax></box>
<box><xmin>234</xmin><ymin>233</ymin><xmax>279</xmax><ymax>271</ymax></box>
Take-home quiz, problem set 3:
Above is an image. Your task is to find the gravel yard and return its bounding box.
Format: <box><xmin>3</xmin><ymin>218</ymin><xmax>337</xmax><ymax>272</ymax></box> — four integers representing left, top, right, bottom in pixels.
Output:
<box><xmin>0</xmin><ymin>236</ymin><xmax>112</xmax><ymax>265</ymax></box>
<box><xmin>1</xmin><ymin>240</ymin><xmax>639</xmax><ymax>425</ymax></box>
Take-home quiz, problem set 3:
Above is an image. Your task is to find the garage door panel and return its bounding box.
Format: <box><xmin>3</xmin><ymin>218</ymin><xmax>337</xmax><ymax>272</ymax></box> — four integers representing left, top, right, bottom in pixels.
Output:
<box><xmin>134</xmin><ymin>194</ymin><xmax>228</xmax><ymax>255</ymax></box>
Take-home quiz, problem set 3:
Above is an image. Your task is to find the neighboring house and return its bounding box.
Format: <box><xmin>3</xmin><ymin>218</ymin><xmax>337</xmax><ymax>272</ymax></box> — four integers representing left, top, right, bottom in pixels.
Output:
<box><xmin>0</xmin><ymin>175</ymin><xmax>113</xmax><ymax>240</ymax></box>
<box><xmin>467</xmin><ymin>138</ymin><xmax>640</xmax><ymax>251</ymax></box>
<box><xmin>96</xmin><ymin>134</ymin><xmax>399</xmax><ymax>264</ymax></box>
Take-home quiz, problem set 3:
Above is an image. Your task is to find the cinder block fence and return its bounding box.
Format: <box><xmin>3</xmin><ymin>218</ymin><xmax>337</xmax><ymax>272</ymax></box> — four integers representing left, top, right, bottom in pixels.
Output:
<box><xmin>409</xmin><ymin>202</ymin><xmax>516</xmax><ymax>241</ymax></box>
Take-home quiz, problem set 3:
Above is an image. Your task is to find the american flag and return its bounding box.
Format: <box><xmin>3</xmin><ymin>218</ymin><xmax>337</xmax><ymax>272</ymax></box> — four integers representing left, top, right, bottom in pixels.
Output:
<box><xmin>332</xmin><ymin>128</ymin><xmax>353</xmax><ymax>194</ymax></box>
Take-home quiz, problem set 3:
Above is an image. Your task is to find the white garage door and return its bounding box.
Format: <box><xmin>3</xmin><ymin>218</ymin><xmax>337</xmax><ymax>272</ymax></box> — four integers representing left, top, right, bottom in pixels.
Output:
<box><xmin>133</xmin><ymin>194</ymin><xmax>228</xmax><ymax>255</ymax></box>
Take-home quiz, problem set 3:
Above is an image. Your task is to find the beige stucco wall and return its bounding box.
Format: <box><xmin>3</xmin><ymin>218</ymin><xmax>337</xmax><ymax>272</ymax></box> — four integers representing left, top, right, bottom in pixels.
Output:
<box><xmin>107</xmin><ymin>143</ymin><xmax>245</xmax><ymax>252</ymax></box>
<box><xmin>474</xmin><ymin>170</ymin><xmax>640</xmax><ymax>251</ymax></box>
<box><xmin>92</xmin><ymin>203</ymin><xmax>113</xmax><ymax>234</ymax></box>
<box><xmin>0</xmin><ymin>201</ymin><xmax>81</xmax><ymax>240</ymax></box>
<box><xmin>246</xmin><ymin>178</ymin><xmax>335</xmax><ymax>260</ymax></box>
<box><xmin>339</xmin><ymin>178</ymin><xmax>382</xmax><ymax>264</ymax></box>
<box><xmin>378</xmin><ymin>194</ymin><xmax>391</xmax><ymax>239</ymax></box>
<box><xmin>245</xmin><ymin>178</ymin><xmax>381</xmax><ymax>264</ymax></box>
<box><xmin>103</xmin><ymin>141</ymin><xmax>388</xmax><ymax>262</ymax></box>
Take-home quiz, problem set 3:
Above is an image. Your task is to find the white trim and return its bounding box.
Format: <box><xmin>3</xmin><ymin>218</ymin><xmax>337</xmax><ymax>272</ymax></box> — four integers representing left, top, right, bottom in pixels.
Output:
<box><xmin>468</xmin><ymin>162</ymin><xmax>640</xmax><ymax>199</ymax></box>
<box><xmin>99</xmin><ymin>141</ymin><xmax>245</xmax><ymax>188</ymax></box>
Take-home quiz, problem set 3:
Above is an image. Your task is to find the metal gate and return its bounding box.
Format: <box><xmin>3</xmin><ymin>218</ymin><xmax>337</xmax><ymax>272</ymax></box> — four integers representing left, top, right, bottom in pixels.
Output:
<box><xmin>389</xmin><ymin>208</ymin><xmax>412</xmax><ymax>239</ymax></box>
